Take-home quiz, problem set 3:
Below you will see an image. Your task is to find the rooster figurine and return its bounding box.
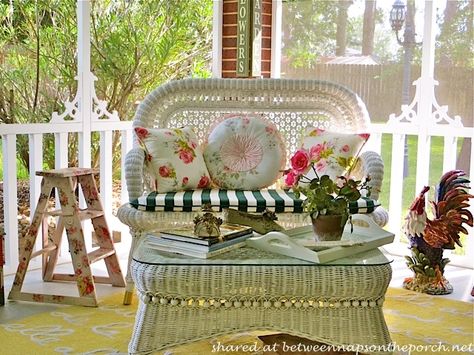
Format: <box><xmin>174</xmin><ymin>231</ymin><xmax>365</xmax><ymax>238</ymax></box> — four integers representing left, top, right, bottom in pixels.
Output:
<box><xmin>403</xmin><ymin>170</ymin><xmax>473</xmax><ymax>295</ymax></box>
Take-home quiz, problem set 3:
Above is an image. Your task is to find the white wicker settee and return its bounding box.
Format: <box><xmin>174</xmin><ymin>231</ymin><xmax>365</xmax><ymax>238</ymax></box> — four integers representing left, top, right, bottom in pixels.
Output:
<box><xmin>117</xmin><ymin>78</ymin><xmax>388</xmax><ymax>304</ymax></box>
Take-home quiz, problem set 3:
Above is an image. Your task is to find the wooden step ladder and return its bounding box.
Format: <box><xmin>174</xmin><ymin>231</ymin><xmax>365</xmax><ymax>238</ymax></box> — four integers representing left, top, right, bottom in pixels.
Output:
<box><xmin>8</xmin><ymin>168</ymin><xmax>125</xmax><ymax>307</ymax></box>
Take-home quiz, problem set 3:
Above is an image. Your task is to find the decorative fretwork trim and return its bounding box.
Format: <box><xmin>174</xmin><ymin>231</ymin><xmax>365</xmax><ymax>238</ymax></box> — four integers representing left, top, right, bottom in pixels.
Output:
<box><xmin>51</xmin><ymin>73</ymin><xmax>119</xmax><ymax>123</ymax></box>
<box><xmin>388</xmin><ymin>78</ymin><xmax>463</xmax><ymax>128</ymax></box>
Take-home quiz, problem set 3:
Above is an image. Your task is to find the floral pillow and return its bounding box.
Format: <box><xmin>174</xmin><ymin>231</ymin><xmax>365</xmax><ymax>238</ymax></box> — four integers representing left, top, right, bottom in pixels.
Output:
<box><xmin>204</xmin><ymin>114</ymin><xmax>286</xmax><ymax>189</ymax></box>
<box><xmin>298</xmin><ymin>128</ymin><xmax>370</xmax><ymax>181</ymax></box>
<box><xmin>134</xmin><ymin>126</ymin><xmax>211</xmax><ymax>193</ymax></box>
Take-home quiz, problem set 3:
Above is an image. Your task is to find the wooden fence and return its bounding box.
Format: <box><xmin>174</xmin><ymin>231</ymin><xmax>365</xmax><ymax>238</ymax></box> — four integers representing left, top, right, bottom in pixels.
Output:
<box><xmin>282</xmin><ymin>64</ymin><xmax>473</xmax><ymax>125</ymax></box>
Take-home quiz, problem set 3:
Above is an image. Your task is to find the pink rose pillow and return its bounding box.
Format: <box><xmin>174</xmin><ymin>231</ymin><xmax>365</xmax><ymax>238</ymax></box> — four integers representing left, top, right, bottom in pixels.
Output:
<box><xmin>298</xmin><ymin>128</ymin><xmax>370</xmax><ymax>181</ymax></box>
<box><xmin>204</xmin><ymin>114</ymin><xmax>286</xmax><ymax>189</ymax></box>
<box><xmin>134</xmin><ymin>126</ymin><xmax>211</xmax><ymax>193</ymax></box>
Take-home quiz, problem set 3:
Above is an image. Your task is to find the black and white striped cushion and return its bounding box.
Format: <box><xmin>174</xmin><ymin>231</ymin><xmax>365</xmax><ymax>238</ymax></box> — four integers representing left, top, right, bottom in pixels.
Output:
<box><xmin>130</xmin><ymin>189</ymin><xmax>379</xmax><ymax>214</ymax></box>
<box><xmin>130</xmin><ymin>189</ymin><xmax>303</xmax><ymax>213</ymax></box>
<box><xmin>348</xmin><ymin>197</ymin><xmax>380</xmax><ymax>214</ymax></box>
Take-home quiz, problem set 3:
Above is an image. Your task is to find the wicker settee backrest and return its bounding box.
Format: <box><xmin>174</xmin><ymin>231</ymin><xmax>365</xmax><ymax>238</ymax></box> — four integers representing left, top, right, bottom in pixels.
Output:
<box><xmin>132</xmin><ymin>78</ymin><xmax>371</xmax><ymax>160</ymax></box>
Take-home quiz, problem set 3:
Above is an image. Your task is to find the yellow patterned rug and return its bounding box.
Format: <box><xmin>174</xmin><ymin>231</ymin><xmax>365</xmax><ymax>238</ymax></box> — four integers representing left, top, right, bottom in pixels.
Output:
<box><xmin>0</xmin><ymin>288</ymin><xmax>472</xmax><ymax>355</ymax></box>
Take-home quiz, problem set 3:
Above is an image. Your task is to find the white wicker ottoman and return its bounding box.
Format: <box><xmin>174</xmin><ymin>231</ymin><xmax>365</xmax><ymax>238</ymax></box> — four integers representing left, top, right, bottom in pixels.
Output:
<box><xmin>129</xmin><ymin>237</ymin><xmax>393</xmax><ymax>354</ymax></box>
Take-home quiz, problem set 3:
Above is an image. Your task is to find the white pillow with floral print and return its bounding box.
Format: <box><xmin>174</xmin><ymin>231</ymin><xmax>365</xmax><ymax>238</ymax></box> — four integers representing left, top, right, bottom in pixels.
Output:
<box><xmin>204</xmin><ymin>114</ymin><xmax>286</xmax><ymax>189</ymax></box>
<box><xmin>300</xmin><ymin>128</ymin><xmax>370</xmax><ymax>181</ymax></box>
<box><xmin>134</xmin><ymin>126</ymin><xmax>211</xmax><ymax>193</ymax></box>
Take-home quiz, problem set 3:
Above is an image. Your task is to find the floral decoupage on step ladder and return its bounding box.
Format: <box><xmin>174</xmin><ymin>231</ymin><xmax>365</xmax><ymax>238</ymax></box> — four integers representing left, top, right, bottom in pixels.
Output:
<box><xmin>8</xmin><ymin>168</ymin><xmax>125</xmax><ymax>307</ymax></box>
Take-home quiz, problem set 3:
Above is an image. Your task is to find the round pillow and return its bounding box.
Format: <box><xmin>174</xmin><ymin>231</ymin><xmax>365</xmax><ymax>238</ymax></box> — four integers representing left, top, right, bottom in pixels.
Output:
<box><xmin>204</xmin><ymin>114</ymin><xmax>286</xmax><ymax>189</ymax></box>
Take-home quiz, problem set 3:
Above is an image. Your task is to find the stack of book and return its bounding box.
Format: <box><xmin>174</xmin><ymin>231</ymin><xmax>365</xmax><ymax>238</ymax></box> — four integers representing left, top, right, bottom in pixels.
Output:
<box><xmin>147</xmin><ymin>223</ymin><xmax>253</xmax><ymax>259</ymax></box>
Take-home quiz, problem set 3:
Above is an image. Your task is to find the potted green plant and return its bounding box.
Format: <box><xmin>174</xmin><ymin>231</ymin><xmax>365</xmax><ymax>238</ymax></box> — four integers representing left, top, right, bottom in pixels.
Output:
<box><xmin>284</xmin><ymin>148</ymin><xmax>371</xmax><ymax>241</ymax></box>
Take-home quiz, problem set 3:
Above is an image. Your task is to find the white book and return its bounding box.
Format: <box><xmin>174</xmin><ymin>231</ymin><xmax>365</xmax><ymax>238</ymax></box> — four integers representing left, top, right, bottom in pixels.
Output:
<box><xmin>146</xmin><ymin>238</ymin><xmax>247</xmax><ymax>259</ymax></box>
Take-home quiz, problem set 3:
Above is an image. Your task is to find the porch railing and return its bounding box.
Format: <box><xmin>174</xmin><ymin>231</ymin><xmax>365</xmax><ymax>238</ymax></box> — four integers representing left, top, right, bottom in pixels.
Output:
<box><xmin>1</xmin><ymin>117</ymin><xmax>473</xmax><ymax>275</ymax></box>
<box><xmin>1</xmin><ymin>120</ymin><xmax>133</xmax><ymax>275</ymax></box>
<box><xmin>367</xmin><ymin>123</ymin><xmax>473</xmax><ymax>268</ymax></box>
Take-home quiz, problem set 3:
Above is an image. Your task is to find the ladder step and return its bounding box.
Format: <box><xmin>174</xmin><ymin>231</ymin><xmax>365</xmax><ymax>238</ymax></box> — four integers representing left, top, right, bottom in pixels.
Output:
<box><xmin>9</xmin><ymin>290</ymin><xmax>97</xmax><ymax>307</ymax></box>
<box><xmin>51</xmin><ymin>274</ymin><xmax>116</xmax><ymax>285</ymax></box>
<box><xmin>30</xmin><ymin>245</ymin><xmax>57</xmax><ymax>259</ymax></box>
<box><xmin>44</xmin><ymin>209</ymin><xmax>104</xmax><ymax>219</ymax></box>
<box><xmin>87</xmin><ymin>248</ymin><xmax>115</xmax><ymax>264</ymax></box>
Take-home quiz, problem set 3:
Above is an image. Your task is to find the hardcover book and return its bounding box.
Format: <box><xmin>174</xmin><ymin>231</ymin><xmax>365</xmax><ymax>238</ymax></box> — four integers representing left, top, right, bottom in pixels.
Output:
<box><xmin>158</xmin><ymin>223</ymin><xmax>253</xmax><ymax>246</ymax></box>
<box><xmin>146</xmin><ymin>233</ymin><xmax>252</xmax><ymax>259</ymax></box>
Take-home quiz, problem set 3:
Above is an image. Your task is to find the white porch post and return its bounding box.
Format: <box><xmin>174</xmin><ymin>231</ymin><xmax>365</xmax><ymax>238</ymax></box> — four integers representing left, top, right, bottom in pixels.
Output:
<box><xmin>77</xmin><ymin>0</ymin><xmax>120</xmax><ymax>224</ymax></box>
<box><xmin>413</xmin><ymin>0</ymin><xmax>436</xmax><ymax>195</ymax></box>
<box><xmin>271</xmin><ymin>0</ymin><xmax>282</xmax><ymax>78</ymax></box>
<box><xmin>2</xmin><ymin>135</ymin><xmax>19</xmax><ymax>273</ymax></box>
<box><xmin>75</xmin><ymin>0</ymin><xmax>93</xmax><ymax>248</ymax></box>
<box><xmin>386</xmin><ymin>1</ymin><xmax>438</xmax><ymax>239</ymax></box>
<box><xmin>49</xmin><ymin>0</ymin><xmax>116</xmax><ymax>245</ymax></box>
<box><xmin>212</xmin><ymin>0</ymin><xmax>223</xmax><ymax>78</ymax></box>
<box><xmin>51</xmin><ymin>0</ymin><xmax>119</xmax><ymax>226</ymax></box>
<box><xmin>397</xmin><ymin>0</ymin><xmax>465</xmax><ymax>195</ymax></box>
<box><xmin>77</xmin><ymin>0</ymin><xmax>92</xmax><ymax>168</ymax></box>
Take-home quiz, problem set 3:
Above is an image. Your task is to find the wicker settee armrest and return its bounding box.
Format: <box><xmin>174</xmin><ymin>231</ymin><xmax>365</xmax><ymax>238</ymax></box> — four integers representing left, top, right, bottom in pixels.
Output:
<box><xmin>351</xmin><ymin>150</ymin><xmax>388</xmax><ymax>227</ymax></box>
<box><xmin>352</xmin><ymin>151</ymin><xmax>384</xmax><ymax>200</ymax></box>
<box><xmin>125</xmin><ymin>147</ymin><xmax>146</xmax><ymax>201</ymax></box>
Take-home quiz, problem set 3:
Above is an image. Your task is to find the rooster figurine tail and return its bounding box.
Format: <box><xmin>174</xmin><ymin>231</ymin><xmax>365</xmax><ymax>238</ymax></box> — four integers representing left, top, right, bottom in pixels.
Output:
<box><xmin>403</xmin><ymin>170</ymin><xmax>473</xmax><ymax>295</ymax></box>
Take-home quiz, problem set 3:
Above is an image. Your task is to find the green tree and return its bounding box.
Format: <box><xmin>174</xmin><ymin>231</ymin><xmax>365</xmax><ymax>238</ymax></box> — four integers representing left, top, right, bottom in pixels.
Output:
<box><xmin>437</xmin><ymin>0</ymin><xmax>473</xmax><ymax>68</ymax></box>
<box><xmin>0</xmin><ymin>0</ymin><xmax>213</xmax><ymax>173</ymax></box>
<box><xmin>282</xmin><ymin>0</ymin><xmax>339</xmax><ymax>68</ymax></box>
